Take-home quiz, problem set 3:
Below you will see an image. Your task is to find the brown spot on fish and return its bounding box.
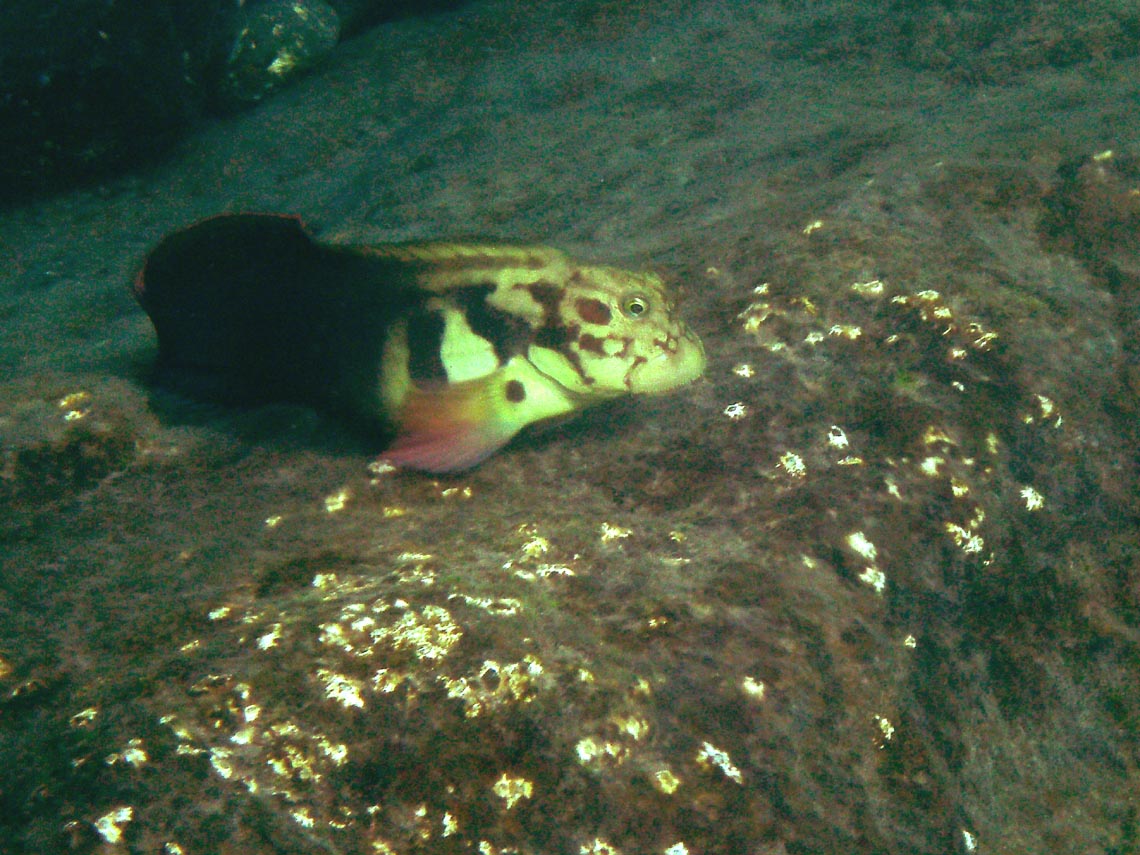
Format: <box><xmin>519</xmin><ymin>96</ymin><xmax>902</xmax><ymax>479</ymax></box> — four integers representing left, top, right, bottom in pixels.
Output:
<box><xmin>577</xmin><ymin>333</ymin><xmax>608</xmax><ymax>356</ymax></box>
<box><xmin>575</xmin><ymin>297</ymin><xmax>611</xmax><ymax>326</ymax></box>
<box><xmin>654</xmin><ymin>333</ymin><xmax>680</xmax><ymax>354</ymax></box>
<box><xmin>523</xmin><ymin>281</ymin><xmax>564</xmax><ymax>320</ymax></box>
<box><xmin>534</xmin><ymin>323</ymin><xmax>594</xmax><ymax>385</ymax></box>
<box><xmin>624</xmin><ymin>354</ymin><xmax>648</xmax><ymax>390</ymax></box>
<box><xmin>454</xmin><ymin>284</ymin><xmax>531</xmax><ymax>361</ymax></box>
<box><xmin>535</xmin><ymin>324</ymin><xmax>571</xmax><ymax>350</ymax></box>
<box><xmin>505</xmin><ymin>380</ymin><xmax>526</xmax><ymax>402</ymax></box>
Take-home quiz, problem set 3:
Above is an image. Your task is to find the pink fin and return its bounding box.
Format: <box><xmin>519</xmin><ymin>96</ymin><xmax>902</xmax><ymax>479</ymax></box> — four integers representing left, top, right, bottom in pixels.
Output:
<box><xmin>379</xmin><ymin>379</ymin><xmax>517</xmax><ymax>473</ymax></box>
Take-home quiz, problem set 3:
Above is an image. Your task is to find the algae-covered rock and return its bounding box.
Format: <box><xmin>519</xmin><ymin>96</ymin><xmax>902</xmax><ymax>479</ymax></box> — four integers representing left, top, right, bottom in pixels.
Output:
<box><xmin>215</xmin><ymin>0</ymin><xmax>341</xmax><ymax>108</ymax></box>
<box><xmin>0</xmin><ymin>381</ymin><xmax>146</xmax><ymax>538</ymax></box>
<box><xmin>6</xmin><ymin>155</ymin><xmax>1139</xmax><ymax>852</ymax></box>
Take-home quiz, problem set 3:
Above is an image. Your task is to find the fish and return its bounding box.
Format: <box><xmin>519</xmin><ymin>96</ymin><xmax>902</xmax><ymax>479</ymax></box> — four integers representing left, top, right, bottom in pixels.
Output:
<box><xmin>134</xmin><ymin>213</ymin><xmax>706</xmax><ymax>472</ymax></box>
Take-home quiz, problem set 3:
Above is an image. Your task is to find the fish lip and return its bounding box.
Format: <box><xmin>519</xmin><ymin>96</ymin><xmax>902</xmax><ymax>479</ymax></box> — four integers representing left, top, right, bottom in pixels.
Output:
<box><xmin>624</xmin><ymin>340</ymin><xmax>706</xmax><ymax>393</ymax></box>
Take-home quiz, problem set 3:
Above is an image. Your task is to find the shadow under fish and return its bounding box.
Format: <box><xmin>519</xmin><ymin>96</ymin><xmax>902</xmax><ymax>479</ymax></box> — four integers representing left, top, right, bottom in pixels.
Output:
<box><xmin>134</xmin><ymin>213</ymin><xmax>706</xmax><ymax>472</ymax></box>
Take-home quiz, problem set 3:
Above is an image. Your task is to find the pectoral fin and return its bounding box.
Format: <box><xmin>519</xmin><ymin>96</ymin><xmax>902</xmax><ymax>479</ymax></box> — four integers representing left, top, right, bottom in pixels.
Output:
<box><xmin>378</xmin><ymin>377</ymin><xmax>518</xmax><ymax>473</ymax></box>
<box><xmin>379</xmin><ymin>357</ymin><xmax>578</xmax><ymax>473</ymax></box>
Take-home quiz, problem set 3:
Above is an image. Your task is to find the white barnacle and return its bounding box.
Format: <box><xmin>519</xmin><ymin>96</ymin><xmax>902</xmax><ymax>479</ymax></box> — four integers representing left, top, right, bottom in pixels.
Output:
<box><xmin>846</xmin><ymin>531</ymin><xmax>877</xmax><ymax>562</ymax></box>
<box><xmin>723</xmin><ymin>401</ymin><xmax>748</xmax><ymax>420</ymax></box>
<box><xmin>70</xmin><ymin>707</ymin><xmax>99</xmax><ymax>728</ymax></box>
<box><xmin>94</xmin><ymin>806</ymin><xmax>134</xmax><ymax>844</ymax></box>
<box><xmin>105</xmin><ymin>738</ymin><xmax>148</xmax><ymax>768</ymax></box>
<box><xmin>209</xmin><ymin>747</ymin><xmax>235</xmax><ymax>779</ymax></box>
<box><xmin>654</xmin><ymin>768</ymin><xmax>681</xmax><ymax>794</ymax></box>
<box><xmin>922</xmin><ymin>425</ymin><xmax>954</xmax><ymax>446</ymax></box>
<box><xmin>323</xmin><ymin>488</ymin><xmax>350</xmax><ymax>513</ymax></box>
<box><xmin>919</xmin><ymin>455</ymin><xmax>944</xmax><ymax>477</ymax></box>
<box><xmin>1020</xmin><ymin>486</ymin><xmax>1044</xmax><ymax>511</ymax></box>
<box><xmin>850</xmin><ymin>279</ymin><xmax>884</xmax><ymax>296</ymax></box>
<box><xmin>828</xmin><ymin>324</ymin><xmax>862</xmax><ymax>340</ymax></box>
<box><xmin>492</xmin><ymin>773</ymin><xmax>533</xmax><ymax>809</ymax></box>
<box><xmin>580</xmin><ymin>838</ymin><xmax>621</xmax><ymax>855</ymax></box>
<box><xmin>695</xmin><ymin>741</ymin><xmax>743</xmax><ymax>784</ymax></box>
<box><xmin>874</xmin><ymin>714</ymin><xmax>895</xmax><ymax>745</ymax></box>
<box><xmin>944</xmin><ymin>522</ymin><xmax>985</xmax><ymax>554</ymax></box>
<box><xmin>316</xmin><ymin>669</ymin><xmax>365</xmax><ymax>709</ymax></box>
<box><xmin>778</xmin><ymin>451</ymin><xmax>806</xmax><ymax>478</ymax></box>
<box><xmin>858</xmin><ymin>566</ymin><xmax>887</xmax><ymax>594</ymax></box>
<box><xmin>741</xmin><ymin>676</ymin><xmax>766</xmax><ymax>700</ymax></box>
<box><xmin>318</xmin><ymin>621</ymin><xmax>352</xmax><ymax>652</ymax></box>
<box><xmin>600</xmin><ymin>522</ymin><xmax>632</xmax><ymax>543</ymax></box>
<box><xmin>535</xmin><ymin>563</ymin><xmax>575</xmax><ymax>577</ymax></box>
<box><xmin>257</xmin><ymin>623</ymin><xmax>283</xmax><ymax>650</ymax></box>
<box><xmin>520</xmin><ymin>536</ymin><xmax>549</xmax><ymax>558</ymax></box>
<box><xmin>58</xmin><ymin>391</ymin><xmax>92</xmax><ymax>421</ymax></box>
<box><xmin>613</xmin><ymin>714</ymin><xmax>649</xmax><ymax>741</ymax></box>
<box><xmin>442</xmin><ymin>811</ymin><xmax>458</xmax><ymax>836</ymax></box>
<box><xmin>368</xmin><ymin>458</ymin><xmax>397</xmax><ymax>477</ymax></box>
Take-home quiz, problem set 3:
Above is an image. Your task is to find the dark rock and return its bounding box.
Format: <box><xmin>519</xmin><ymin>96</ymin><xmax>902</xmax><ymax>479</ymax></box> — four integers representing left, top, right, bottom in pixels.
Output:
<box><xmin>214</xmin><ymin>0</ymin><xmax>341</xmax><ymax>109</ymax></box>
<box><xmin>0</xmin><ymin>1</ymin><xmax>468</xmax><ymax>203</ymax></box>
<box><xmin>0</xmin><ymin>1</ymin><xmax>226</xmax><ymax>200</ymax></box>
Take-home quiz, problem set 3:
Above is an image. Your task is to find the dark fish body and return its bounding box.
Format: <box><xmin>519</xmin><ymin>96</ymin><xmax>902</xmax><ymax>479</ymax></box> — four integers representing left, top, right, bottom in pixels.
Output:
<box><xmin>137</xmin><ymin>214</ymin><xmax>406</xmax><ymax>421</ymax></box>
<box><xmin>135</xmin><ymin>214</ymin><xmax>705</xmax><ymax>472</ymax></box>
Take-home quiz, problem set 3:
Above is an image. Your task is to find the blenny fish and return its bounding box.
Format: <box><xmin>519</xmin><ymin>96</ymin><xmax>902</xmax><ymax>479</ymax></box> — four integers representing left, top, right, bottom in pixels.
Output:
<box><xmin>134</xmin><ymin>213</ymin><xmax>705</xmax><ymax>472</ymax></box>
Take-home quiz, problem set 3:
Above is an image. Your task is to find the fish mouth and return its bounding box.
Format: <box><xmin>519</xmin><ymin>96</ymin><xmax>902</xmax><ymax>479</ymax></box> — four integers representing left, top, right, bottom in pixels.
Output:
<box><xmin>625</xmin><ymin>331</ymin><xmax>706</xmax><ymax>394</ymax></box>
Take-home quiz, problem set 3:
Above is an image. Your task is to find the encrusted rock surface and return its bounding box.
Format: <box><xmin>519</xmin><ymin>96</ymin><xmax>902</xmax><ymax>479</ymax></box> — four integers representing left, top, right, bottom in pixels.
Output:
<box><xmin>2</xmin><ymin>2</ymin><xmax>1140</xmax><ymax>853</ymax></box>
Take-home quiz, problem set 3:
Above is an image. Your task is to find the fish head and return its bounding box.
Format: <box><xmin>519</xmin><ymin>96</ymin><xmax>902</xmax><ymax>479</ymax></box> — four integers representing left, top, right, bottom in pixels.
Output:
<box><xmin>523</xmin><ymin>264</ymin><xmax>706</xmax><ymax>398</ymax></box>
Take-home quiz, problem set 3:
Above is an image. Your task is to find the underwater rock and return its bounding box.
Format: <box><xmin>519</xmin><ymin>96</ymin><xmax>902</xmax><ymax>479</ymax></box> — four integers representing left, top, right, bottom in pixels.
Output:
<box><xmin>0</xmin><ymin>383</ymin><xmax>143</xmax><ymax>538</ymax></box>
<box><xmin>770</xmin><ymin>1</ymin><xmax>1140</xmax><ymax>83</ymax></box>
<box><xmin>7</xmin><ymin>161</ymin><xmax>1139</xmax><ymax>853</ymax></box>
<box><xmin>0</xmin><ymin>1</ymin><xmax>223</xmax><ymax>199</ymax></box>
<box><xmin>215</xmin><ymin>0</ymin><xmax>342</xmax><ymax>108</ymax></box>
<box><xmin>1039</xmin><ymin>150</ymin><xmax>1140</xmax><ymax>405</ymax></box>
<box><xmin>0</xmin><ymin>1</ymin><xmax>464</xmax><ymax>200</ymax></box>
<box><xmin>5</xmin><ymin>3</ymin><xmax>1140</xmax><ymax>852</ymax></box>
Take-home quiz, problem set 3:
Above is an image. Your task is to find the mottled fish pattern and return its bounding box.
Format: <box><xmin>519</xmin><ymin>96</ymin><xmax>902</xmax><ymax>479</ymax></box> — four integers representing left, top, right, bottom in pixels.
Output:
<box><xmin>135</xmin><ymin>213</ymin><xmax>705</xmax><ymax>472</ymax></box>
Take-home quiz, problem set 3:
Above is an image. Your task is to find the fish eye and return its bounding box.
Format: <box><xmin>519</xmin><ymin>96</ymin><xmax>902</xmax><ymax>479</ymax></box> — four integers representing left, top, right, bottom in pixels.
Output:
<box><xmin>622</xmin><ymin>294</ymin><xmax>650</xmax><ymax>319</ymax></box>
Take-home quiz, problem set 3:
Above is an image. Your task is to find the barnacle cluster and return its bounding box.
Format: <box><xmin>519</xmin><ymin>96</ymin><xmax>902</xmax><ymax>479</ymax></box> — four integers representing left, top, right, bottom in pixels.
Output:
<box><xmin>731</xmin><ymin>264</ymin><xmax>1055</xmax><ymax>605</ymax></box>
